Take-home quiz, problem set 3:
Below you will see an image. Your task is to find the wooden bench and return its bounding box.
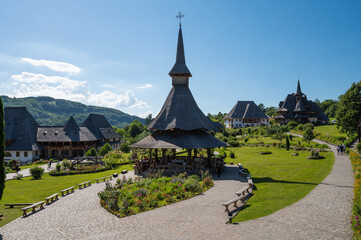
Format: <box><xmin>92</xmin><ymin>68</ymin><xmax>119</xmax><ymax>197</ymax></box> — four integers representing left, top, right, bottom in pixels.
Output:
<box><xmin>60</xmin><ymin>187</ymin><xmax>74</xmax><ymax>196</ymax></box>
<box><xmin>45</xmin><ymin>193</ymin><xmax>59</xmax><ymax>204</ymax></box>
<box><xmin>95</xmin><ymin>175</ymin><xmax>112</xmax><ymax>183</ymax></box>
<box><xmin>239</xmin><ymin>169</ymin><xmax>249</xmax><ymax>177</ymax></box>
<box><xmin>78</xmin><ymin>181</ymin><xmax>91</xmax><ymax>189</ymax></box>
<box><xmin>235</xmin><ymin>186</ymin><xmax>250</xmax><ymax>197</ymax></box>
<box><xmin>5</xmin><ymin>203</ymin><xmax>32</xmax><ymax>209</ymax></box>
<box><xmin>21</xmin><ymin>201</ymin><xmax>45</xmax><ymax>217</ymax></box>
<box><xmin>222</xmin><ymin>196</ymin><xmax>246</xmax><ymax>212</ymax></box>
<box><xmin>248</xmin><ymin>179</ymin><xmax>254</xmax><ymax>188</ymax></box>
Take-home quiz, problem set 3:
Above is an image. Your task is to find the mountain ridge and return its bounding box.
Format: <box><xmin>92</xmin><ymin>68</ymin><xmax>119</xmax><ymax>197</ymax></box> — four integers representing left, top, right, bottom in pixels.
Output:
<box><xmin>1</xmin><ymin>95</ymin><xmax>144</xmax><ymax>128</ymax></box>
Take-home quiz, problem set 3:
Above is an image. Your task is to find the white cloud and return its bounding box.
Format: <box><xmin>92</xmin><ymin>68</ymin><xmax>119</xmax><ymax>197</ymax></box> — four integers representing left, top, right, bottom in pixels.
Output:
<box><xmin>102</xmin><ymin>84</ymin><xmax>114</xmax><ymax>88</ymax></box>
<box><xmin>11</xmin><ymin>72</ymin><xmax>87</xmax><ymax>102</ymax></box>
<box><xmin>87</xmin><ymin>90</ymin><xmax>138</xmax><ymax>109</ymax></box>
<box><xmin>21</xmin><ymin>58</ymin><xmax>81</xmax><ymax>74</ymax></box>
<box><xmin>135</xmin><ymin>84</ymin><xmax>153</xmax><ymax>89</ymax></box>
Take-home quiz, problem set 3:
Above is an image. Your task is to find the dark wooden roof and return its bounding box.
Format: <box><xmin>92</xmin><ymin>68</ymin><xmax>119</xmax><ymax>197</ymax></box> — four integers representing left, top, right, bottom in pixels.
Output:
<box><xmin>148</xmin><ymin>86</ymin><xmax>218</xmax><ymax>132</ymax></box>
<box><xmin>168</xmin><ymin>26</ymin><xmax>192</xmax><ymax>77</ymax></box>
<box><xmin>274</xmin><ymin>81</ymin><xmax>329</xmax><ymax>122</ymax></box>
<box><xmin>37</xmin><ymin>126</ymin><xmax>97</xmax><ymax>142</ymax></box>
<box><xmin>224</xmin><ymin>101</ymin><xmax>269</xmax><ymax>120</ymax></box>
<box><xmin>82</xmin><ymin>114</ymin><xmax>121</xmax><ymax>140</ymax></box>
<box><xmin>130</xmin><ymin>130</ymin><xmax>227</xmax><ymax>149</ymax></box>
<box><xmin>4</xmin><ymin>107</ymin><xmax>43</xmax><ymax>151</ymax></box>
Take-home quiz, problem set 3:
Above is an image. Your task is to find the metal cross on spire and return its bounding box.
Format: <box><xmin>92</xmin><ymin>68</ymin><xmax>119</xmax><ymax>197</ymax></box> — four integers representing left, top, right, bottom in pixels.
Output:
<box><xmin>176</xmin><ymin>11</ymin><xmax>184</xmax><ymax>26</ymax></box>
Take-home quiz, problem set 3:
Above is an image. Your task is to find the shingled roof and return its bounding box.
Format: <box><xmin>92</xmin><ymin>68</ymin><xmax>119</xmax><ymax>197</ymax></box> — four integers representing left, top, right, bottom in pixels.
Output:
<box><xmin>147</xmin><ymin>86</ymin><xmax>218</xmax><ymax>131</ymax></box>
<box><xmin>37</xmin><ymin>116</ymin><xmax>97</xmax><ymax>142</ymax></box>
<box><xmin>82</xmin><ymin>114</ymin><xmax>120</xmax><ymax>140</ymax></box>
<box><xmin>4</xmin><ymin>107</ymin><xmax>43</xmax><ymax>151</ymax></box>
<box><xmin>274</xmin><ymin>81</ymin><xmax>329</xmax><ymax>122</ymax></box>
<box><xmin>130</xmin><ymin>130</ymin><xmax>227</xmax><ymax>149</ymax></box>
<box><xmin>168</xmin><ymin>26</ymin><xmax>192</xmax><ymax>77</ymax></box>
<box><xmin>224</xmin><ymin>101</ymin><xmax>269</xmax><ymax>120</ymax></box>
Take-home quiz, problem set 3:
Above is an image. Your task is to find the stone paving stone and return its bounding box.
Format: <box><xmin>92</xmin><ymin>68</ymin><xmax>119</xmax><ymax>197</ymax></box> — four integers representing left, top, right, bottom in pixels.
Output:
<box><xmin>0</xmin><ymin>141</ymin><xmax>354</xmax><ymax>239</ymax></box>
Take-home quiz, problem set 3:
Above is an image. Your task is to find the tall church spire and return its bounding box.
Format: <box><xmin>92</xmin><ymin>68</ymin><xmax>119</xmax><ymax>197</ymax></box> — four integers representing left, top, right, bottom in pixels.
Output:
<box><xmin>296</xmin><ymin>79</ymin><xmax>303</xmax><ymax>95</ymax></box>
<box><xmin>169</xmin><ymin>13</ymin><xmax>192</xmax><ymax>81</ymax></box>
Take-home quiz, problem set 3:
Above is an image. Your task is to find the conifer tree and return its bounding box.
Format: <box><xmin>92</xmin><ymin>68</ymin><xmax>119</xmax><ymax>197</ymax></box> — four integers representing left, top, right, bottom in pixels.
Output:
<box><xmin>0</xmin><ymin>97</ymin><xmax>5</xmax><ymax>200</ymax></box>
<box><xmin>286</xmin><ymin>135</ymin><xmax>290</xmax><ymax>151</ymax></box>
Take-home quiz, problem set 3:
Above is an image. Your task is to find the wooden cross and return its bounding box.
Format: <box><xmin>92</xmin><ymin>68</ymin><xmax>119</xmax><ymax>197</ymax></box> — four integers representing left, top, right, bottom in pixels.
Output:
<box><xmin>176</xmin><ymin>12</ymin><xmax>184</xmax><ymax>26</ymax></box>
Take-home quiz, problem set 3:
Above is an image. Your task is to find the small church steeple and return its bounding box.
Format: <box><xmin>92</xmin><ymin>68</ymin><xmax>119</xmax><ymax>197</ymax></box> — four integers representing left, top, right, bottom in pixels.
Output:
<box><xmin>296</xmin><ymin>79</ymin><xmax>303</xmax><ymax>95</ymax></box>
<box><xmin>169</xmin><ymin>12</ymin><xmax>192</xmax><ymax>86</ymax></box>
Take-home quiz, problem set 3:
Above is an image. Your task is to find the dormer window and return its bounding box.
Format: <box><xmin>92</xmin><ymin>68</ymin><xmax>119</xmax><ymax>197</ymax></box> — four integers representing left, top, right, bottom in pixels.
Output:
<box><xmin>55</xmin><ymin>131</ymin><xmax>58</xmax><ymax>136</ymax></box>
<box><xmin>43</xmin><ymin>131</ymin><xmax>47</xmax><ymax>136</ymax></box>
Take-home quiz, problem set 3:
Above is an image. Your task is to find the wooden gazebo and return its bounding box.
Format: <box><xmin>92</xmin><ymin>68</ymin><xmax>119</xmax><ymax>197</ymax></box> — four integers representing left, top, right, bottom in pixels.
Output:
<box><xmin>130</xmin><ymin>22</ymin><xmax>227</xmax><ymax>174</ymax></box>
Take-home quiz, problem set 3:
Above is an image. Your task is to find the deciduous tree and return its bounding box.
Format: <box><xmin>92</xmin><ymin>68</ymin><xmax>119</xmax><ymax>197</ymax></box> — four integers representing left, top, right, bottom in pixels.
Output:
<box><xmin>0</xmin><ymin>97</ymin><xmax>4</xmax><ymax>200</ymax></box>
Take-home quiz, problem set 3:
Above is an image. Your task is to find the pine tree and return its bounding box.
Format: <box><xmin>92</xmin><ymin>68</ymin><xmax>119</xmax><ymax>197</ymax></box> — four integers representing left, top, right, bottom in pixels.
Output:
<box><xmin>286</xmin><ymin>135</ymin><xmax>290</xmax><ymax>151</ymax></box>
<box><xmin>0</xmin><ymin>97</ymin><xmax>5</xmax><ymax>200</ymax></box>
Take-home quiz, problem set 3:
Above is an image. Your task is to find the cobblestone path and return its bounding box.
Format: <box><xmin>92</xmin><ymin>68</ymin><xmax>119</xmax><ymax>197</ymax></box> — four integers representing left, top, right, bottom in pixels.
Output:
<box><xmin>0</xmin><ymin>140</ymin><xmax>354</xmax><ymax>239</ymax></box>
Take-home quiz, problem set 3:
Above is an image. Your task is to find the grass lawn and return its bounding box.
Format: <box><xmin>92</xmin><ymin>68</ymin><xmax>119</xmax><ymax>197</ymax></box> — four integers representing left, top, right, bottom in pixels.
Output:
<box><xmin>224</xmin><ymin>146</ymin><xmax>334</xmax><ymax>222</ymax></box>
<box><xmin>313</xmin><ymin>125</ymin><xmax>347</xmax><ymax>138</ymax></box>
<box><xmin>0</xmin><ymin>163</ymin><xmax>133</xmax><ymax>227</ymax></box>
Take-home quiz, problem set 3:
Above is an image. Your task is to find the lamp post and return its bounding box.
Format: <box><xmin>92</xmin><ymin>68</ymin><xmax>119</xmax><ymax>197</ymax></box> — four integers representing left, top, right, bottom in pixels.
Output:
<box><xmin>228</xmin><ymin>212</ymin><xmax>233</xmax><ymax>224</ymax></box>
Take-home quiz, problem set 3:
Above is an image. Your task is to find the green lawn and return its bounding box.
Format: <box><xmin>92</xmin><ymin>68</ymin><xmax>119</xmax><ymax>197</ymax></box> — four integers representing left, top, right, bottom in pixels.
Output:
<box><xmin>313</xmin><ymin>125</ymin><xmax>346</xmax><ymax>138</ymax></box>
<box><xmin>224</xmin><ymin>146</ymin><xmax>334</xmax><ymax>222</ymax></box>
<box><xmin>0</xmin><ymin>164</ymin><xmax>133</xmax><ymax>227</ymax></box>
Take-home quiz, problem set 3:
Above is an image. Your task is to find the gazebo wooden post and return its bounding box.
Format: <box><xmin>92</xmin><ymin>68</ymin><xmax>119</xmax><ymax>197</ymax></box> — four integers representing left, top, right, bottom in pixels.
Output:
<box><xmin>207</xmin><ymin>148</ymin><xmax>211</xmax><ymax>167</ymax></box>
<box><xmin>155</xmin><ymin>149</ymin><xmax>158</xmax><ymax>163</ymax></box>
<box><xmin>172</xmin><ymin>149</ymin><xmax>176</xmax><ymax>158</ymax></box>
<box><xmin>149</xmin><ymin>148</ymin><xmax>153</xmax><ymax>166</ymax></box>
<box><xmin>162</xmin><ymin>149</ymin><xmax>167</xmax><ymax>165</ymax></box>
<box><xmin>187</xmin><ymin>149</ymin><xmax>192</xmax><ymax>165</ymax></box>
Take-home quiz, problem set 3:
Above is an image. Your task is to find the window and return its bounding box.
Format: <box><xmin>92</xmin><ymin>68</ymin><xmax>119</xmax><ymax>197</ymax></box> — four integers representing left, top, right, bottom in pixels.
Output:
<box><xmin>16</xmin><ymin>152</ymin><xmax>20</xmax><ymax>157</ymax></box>
<box><xmin>5</xmin><ymin>152</ymin><xmax>11</xmax><ymax>157</ymax></box>
<box><xmin>24</xmin><ymin>152</ymin><xmax>28</xmax><ymax>157</ymax></box>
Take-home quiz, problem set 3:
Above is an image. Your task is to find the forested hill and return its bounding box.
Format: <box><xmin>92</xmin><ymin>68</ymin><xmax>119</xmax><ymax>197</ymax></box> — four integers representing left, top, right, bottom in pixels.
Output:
<box><xmin>1</xmin><ymin>96</ymin><xmax>144</xmax><ymax>128</ymax></box>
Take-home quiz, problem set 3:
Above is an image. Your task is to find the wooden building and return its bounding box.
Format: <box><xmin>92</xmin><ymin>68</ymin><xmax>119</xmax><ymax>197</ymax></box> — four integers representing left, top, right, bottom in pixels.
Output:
<box><xmin>224</xmin><ymin>101</ymin><xmax>270</xmax><ymax>128</ymax></box>
<box><xmin>4</xmin><ymin>107</ymin><xmax>121</xmax><ymax>162</ymax></box>
<box><xmin>273</xmin><ymin>80</ymin><xmax>329</xmax><ymax>124</ymax></box>
<box><xmin>130</xmin><ymin>23</ymin><xmax>227</xmax><ymax>173</ymax></box>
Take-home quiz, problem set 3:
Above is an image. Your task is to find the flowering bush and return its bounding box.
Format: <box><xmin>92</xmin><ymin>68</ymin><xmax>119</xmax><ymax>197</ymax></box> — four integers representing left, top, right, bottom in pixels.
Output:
<box><xmin>99</xmin><ymin>171</ymin><xmax>214</xmax><ymax>218</ymax></box>
<box><xmin>350</xmin><ymin>151</ymin><xmax>361</xmax><ymax>238</ymax></box>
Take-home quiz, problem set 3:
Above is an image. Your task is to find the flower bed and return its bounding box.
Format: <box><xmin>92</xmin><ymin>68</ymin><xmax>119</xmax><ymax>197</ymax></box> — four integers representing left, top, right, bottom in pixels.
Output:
<box><xmin>98</xmin><ymin>170</ymin><xmax>214</xmax><ymax>218</ymax></box>
<box><xmin>350</xmin><ymin>151</ymin><xmax>361</xmax><ymax>238</ymax></box>
<box><xmin>49</xmin><ymin>165</ymin><xmax>111</xmax><ymax>176</ymax></box>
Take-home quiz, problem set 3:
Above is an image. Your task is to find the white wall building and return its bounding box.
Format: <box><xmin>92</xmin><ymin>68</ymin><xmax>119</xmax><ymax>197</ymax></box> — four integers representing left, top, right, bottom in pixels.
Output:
<box><xmin>224</xmin><ymin>101</ymin><xmax>270</xmax><ymax>129</ymax></box>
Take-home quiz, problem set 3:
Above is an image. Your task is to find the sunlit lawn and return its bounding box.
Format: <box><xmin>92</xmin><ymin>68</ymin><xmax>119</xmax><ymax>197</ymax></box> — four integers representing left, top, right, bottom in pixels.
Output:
<box><xmin>313</xmin><ymin>125</ymin><xmax>346</xmax><ymax>138</ymax></box>
<box><xmin>224</xmin><ymin>146</ymin><xmax>334</xmax><ymax>222</ymax></box>
<box><xmin>0</xmin><ymin>164</ymin><xmax>133</xmax><ymax>227</ymax></box>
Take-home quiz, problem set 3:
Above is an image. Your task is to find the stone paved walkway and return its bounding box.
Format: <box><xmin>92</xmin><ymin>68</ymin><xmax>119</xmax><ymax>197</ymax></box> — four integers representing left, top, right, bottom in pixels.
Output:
<box><xmin>0</xmin><ymin>140</ymin><xmax>354</xmax><ymax>239</ymax></box>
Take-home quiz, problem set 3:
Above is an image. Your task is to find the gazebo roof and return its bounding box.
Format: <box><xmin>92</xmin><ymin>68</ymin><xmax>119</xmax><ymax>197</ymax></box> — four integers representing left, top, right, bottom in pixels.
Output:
<box><xmin>129</xmin><ymin>130</ymin><xmax>227</xmax><ymax>149</ymax></box>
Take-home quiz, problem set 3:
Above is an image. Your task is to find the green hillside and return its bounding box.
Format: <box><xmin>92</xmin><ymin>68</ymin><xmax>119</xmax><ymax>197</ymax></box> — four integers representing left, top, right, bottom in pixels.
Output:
<box><xmin>1</xmin><ymin>95</ymin><xmax>144</xmax><ymax>128</ymax></box>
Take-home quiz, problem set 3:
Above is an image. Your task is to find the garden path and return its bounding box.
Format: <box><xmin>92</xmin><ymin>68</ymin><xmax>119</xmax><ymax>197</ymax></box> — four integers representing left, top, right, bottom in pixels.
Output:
<box><xmin>0</xmin><ymin>140</ymin><xmax>354</xmax><ymax>239</ymax></box>
<box><xmin>5</xmin><ymin>163</ymin><xmax>57</xmax><ymax>180</ymax></box>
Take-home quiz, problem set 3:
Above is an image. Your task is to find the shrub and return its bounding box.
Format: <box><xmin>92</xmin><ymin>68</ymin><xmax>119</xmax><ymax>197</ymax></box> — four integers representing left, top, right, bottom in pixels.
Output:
<box><xmin>287</xmin><ymin>121</ymin><xmax>299</xmax><ymax>130</ymax></box>
<box><xmin>99</xmin><ymin>143</ymin><xmax>113</xmax><ymax>156</ymax></box>
<box><xmin>30</xmin><ymin>166</ymin><xmax>44</xmax><ymax>179</ymax></box>
<box><xmin>229</xmin><ymin>150</ymin><xmax>235</xmax><ymax>158</ymax></box>
<box><xmin>286</xmin><ymin>136</ymin><xmax>290</xmax><ymax>151</ymax></box>
<box><xmin>171</xmin><ymin>177</ymin><xmax>185</xmax><ymax>184</ymax></box>
<box><xmin>133</xmin><ymin>188</ymin><xmax>148</xmax><ymax>197</ymax></box>
<box><xmin>357</xmin><ymin>142</ymin><xmax>361</xmax><ymax>153</ymax></box>
<box><xmin>189</xmin><ymin>175</ymin><xmax>200</xmax><ymax>182</ymax></box>
<box><xmin>56</xmin><ymin>164</ymin><xmax>61</xmax><ymax>172</ymax></box>
<box><xmin>62</xmin><ymin>159</ymin><xmax>72</xmax><ymax>169</ymax></box>
<box><xmin>85</xmin><ymin>148</ymin><xmax>97</xmax><ymax>156</ymax></box>
<box><xmin>184</xmin><ymin>179</ymin><xmax>201</xmax><ymax>193</ymax></box>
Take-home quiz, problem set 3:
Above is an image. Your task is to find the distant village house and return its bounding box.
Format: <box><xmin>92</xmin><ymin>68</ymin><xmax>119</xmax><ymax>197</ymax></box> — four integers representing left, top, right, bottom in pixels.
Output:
<box><xmin>223</xmin><ymin>101</ymin><xmax>270</xmax><ymax>128</ymax></box>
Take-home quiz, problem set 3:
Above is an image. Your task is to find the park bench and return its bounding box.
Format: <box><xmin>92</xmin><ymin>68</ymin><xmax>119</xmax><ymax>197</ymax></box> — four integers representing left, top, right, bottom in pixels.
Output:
<box><xmin>95</xmin><ymin>175</ymin><xmax>112</xmax><ymax>183</ymax></box>
<box><xmin>239</xmin><ymin>169</ymin><xmax>249</xmax><ymax>177</ymax></box>
<box><xmin>121</xmin><ymin>170</ymin><xmax>128</xmax><ymax>174</ymax></box>
<box><xmin>248</xmin><ymin>178</ymin><xmax>254</xmax><ymax>188</ymax></box>
<box><xmin>21</xmin><ymin>201</ymin><xmax>45</xmax><ymax>217</ymax></box>
<box><xmin>238</xmin><ymin>163</ymin><xmax>243</xmax><ymax>169</ymax></box>
<box><xmin>222</xmin><ymin>196</ymin><xmax>246</xmax><ymax>212</ymax></box>
<box><xmin>78</xmin><ymin>181</ymin><xmax>91</xmax><ymax>189</ymax></box>
<box><xmin>45</xmin><ymin>193</ymin><xmax>59</xmax><ymax>204</ymax></box>
<box><xmin>60</xmin><ymin>187</ymin><xmax>74</xmax><ymax>196</ymax></box>
<box><xmin>235</xmin><ymin>186</ymin><xmax>251</xmax><ymax>197</ymax></box>
<box><xmin>5</xmin><ymin>203</ymin><xmax>32</xmax><ymax>209</ymax></box>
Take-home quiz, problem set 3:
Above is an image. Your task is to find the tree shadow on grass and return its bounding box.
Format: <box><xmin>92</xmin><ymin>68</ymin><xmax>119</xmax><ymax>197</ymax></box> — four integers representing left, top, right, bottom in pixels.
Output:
<box><xmin>252</xmin><ymin>177</ymin><xmax>318</xmax><ymax>186</ymax></box>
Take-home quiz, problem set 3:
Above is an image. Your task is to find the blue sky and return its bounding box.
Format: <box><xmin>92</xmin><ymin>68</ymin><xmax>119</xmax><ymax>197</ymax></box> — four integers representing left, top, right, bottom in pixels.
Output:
<box><xmin>0</xmin><ymin>0</ymin><xmax>361</xmax><ymax>117</ymax></box>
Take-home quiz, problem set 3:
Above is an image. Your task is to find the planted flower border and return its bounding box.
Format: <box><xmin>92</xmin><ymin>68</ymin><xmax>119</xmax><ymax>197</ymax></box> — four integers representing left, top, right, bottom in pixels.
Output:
<box><xmin>98</xmin><ymin>170</ymin><xmax>214</xmax><ymax>218</ymax></box>
<box><xmin>350</xmin><ymin>151</ymin><xmax>361</xmax><ymax>238</ymax></box>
